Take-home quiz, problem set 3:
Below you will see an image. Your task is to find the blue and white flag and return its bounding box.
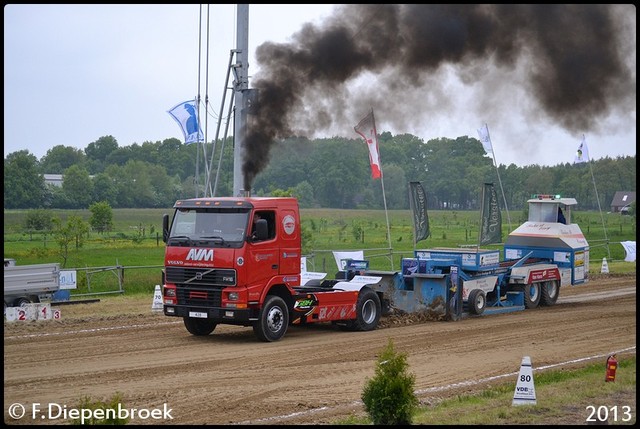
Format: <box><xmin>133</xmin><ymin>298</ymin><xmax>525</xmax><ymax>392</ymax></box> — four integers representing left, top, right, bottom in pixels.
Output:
<box><xmin>477</xmin><ymin>123</ymin><xmax>493</xmax><ymax>156</ymax></box>
<box><xmin>168</xmin><ymin>99</ymin><xmax>204</xmax><ymax>144</ymax></box>
<box><xmin>573</xmin><ymin>134</ymin><xmax>590</xmax><ymax>164</ymax></box>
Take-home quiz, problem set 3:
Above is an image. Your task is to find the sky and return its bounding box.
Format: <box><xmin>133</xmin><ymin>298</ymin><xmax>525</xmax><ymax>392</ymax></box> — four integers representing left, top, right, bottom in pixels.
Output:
<box><xmin>4</xmin><ymin>4</ymin><xmax>636</xmax><ymax>168</ymax></box>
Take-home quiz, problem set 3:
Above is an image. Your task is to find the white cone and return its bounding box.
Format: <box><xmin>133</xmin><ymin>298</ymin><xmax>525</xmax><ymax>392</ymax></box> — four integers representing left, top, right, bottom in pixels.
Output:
<box><xmin>151</xmin><ymin>285</ymin><xmax>163</xmax><ymax>312</ymax></box>
<box><xmin>600</xmin><ymin>258</ymin><xmax>609</xmax><ymax>274</ymax></box>
<box><xmin>512</xmin><ymin>356</ymin><xmax>536</xmax><ymax>406</ymax></box>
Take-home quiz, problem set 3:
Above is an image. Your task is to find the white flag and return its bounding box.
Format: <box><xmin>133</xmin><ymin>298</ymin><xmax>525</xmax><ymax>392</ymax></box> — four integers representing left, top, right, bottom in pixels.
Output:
<box><xmin>477</xmin><ymin>123</ymin><xmax>493</xmax><ymax>155</ymax></box>
<box><xmin>620</xmin><ymin>241</ymin><xmax>636</xmax><ymax>262</ymax></box>
<box><xmin>573</xmin><ymin>135</ymin><xmax>590</xmax><ymax>163</ymax></box>
<box><xmin>168</xmin><ymin>99</ymin><xmax>204</xmax><ymax>144</ymax></box>
<box><xmin>354</xmin><ymin>110</ymin><xmax>382</xmax><ymax>179</ymax></box>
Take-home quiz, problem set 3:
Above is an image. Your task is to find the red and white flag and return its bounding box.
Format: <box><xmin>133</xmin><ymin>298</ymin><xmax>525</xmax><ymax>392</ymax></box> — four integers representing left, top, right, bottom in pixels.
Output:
<box><xmin>354</xmin><ymin>109</ymin><xmax>382</xmax><ymax>179</ymax></box>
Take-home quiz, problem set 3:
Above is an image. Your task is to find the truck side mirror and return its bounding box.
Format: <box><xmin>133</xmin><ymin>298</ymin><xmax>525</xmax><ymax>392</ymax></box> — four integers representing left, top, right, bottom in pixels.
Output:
<box><xmin>251</xmin><ymin>219</ymin><xmax>269</xmax><ymax>242</ymax></box>
<box><xmin>162</xmin><ymin>214</ymin><xmax>169</xmax><ymax>243</ymax></box>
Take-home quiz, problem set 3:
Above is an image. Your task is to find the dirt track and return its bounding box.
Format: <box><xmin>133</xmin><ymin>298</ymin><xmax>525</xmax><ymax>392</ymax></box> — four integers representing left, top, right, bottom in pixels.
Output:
<box><xmin>4</xmin><ymin>274</ymin><xmax>636</xmax><ymax>425</ymax></box>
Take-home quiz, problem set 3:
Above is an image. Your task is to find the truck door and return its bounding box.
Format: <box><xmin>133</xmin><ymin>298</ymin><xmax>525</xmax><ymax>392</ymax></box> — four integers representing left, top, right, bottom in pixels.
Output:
<box><xmin>278</xmin><ymin>208</ymin><xmax>300</xmax><ymax>276</ymax></box>
<box><xmin>246</xmin><ymin>210</ymin><xmax>280</xmax><ymax>286</ymax></box>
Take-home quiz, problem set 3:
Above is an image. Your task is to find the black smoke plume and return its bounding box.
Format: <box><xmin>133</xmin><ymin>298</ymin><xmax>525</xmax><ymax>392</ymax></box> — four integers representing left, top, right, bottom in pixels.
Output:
<box><xmin>243</xmin><ymin>4</ymin><xmax>635</xmax><ymax>190</ymax></box>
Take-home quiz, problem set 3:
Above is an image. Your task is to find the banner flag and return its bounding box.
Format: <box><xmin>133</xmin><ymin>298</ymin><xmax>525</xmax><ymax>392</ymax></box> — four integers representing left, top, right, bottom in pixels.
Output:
<box><xmin>354</xmin><ymin>109</ymin><xmax>382</xmax><ymax>179</ymax></box>
<box><xmin>620</xmin><ymin>241</ymin><xmax>636</xmax><ymax>262</ymax></box>
<box><xmin>480</xmin><ymin>182</ymin><xmax>502</xmax><ymax>245</ymax></box>
<box><xmin>573</xmin><ymin>134</ymin><xmax>590</xmax><ymax>163</ymax></box>
<box><xmin>409</xmin><ymin>181</ymin><xmax>430</xmax><ymax>243</ymax></box>
<box><xmin>476</xmin><ymin>123</ymin><xmax>493</xmax><ymax>156</ymax></box>
<box><xmin>332</xmin><ymin>250</ymin><xmax>365</xmax><ymax>271</ymax></box>
<box><xmin>168</xmin><ymin>99</ymin><xmax>204</xmax><ymax>144</ymax></box>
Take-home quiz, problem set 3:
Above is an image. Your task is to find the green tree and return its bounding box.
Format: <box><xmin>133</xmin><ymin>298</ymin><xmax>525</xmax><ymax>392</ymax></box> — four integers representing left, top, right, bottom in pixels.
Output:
<box><xmin>361</xmin><ymin>338</ymin><xmax>418</xmax><ymax>425</ymax></box>
<box><xmin>293</xmin><ymin>180</ymin><xmax>315</xmax><ymax>208</ymax></box>
<box><xmin>89</xmin><ymin>201</ymin><xmax>114</xmax><ymax>233</ymax></box>
<box><xmin>4</xmin><ymin>150</ymin><xmax>45</xmax><ymax>209</ymax></box>
<box><xmin>91</xmin><ymin>173</ymin><xmax>119</xmax><ymax>206</ymax></box>
<box><xmin>40</xmin><ymin>145</ymin><xmax>87</xmax><ymax>173</ymax></box>
<box><xmin>62</xmin><ymin>165</ymin><xmax>94</xmax><ymax>208</ymax></box>
<box><xmin>24</xmin><ymin>209</ymin><xmax>54</xmax><ymax>233</ymax></box>
<box><xmin>53</xmin><ymin>215</ymin><xmax>90</xmax><ymax>267</ymax></box>
<box><xmin>85</xmin><ymin>135</ymin><xmax>119</xmax><ymax>173</ymax></box>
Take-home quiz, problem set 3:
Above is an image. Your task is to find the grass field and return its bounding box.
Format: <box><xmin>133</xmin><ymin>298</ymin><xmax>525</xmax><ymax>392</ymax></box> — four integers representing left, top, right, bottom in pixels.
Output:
<box><xmin>337</xmin><ymin>355</ymin><xmax>636</xmax><ymax>425</ymax></box>
<box><xmin>3</xmin><ymin>207</ymin><xmax>636</xmax><ymax>296</ymax></box>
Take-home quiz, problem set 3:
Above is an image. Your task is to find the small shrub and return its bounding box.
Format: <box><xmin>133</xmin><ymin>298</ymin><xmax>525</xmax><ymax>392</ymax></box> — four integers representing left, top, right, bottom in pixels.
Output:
<box><xmin>361</xmin><ymin>338</ymin><xmax>419</xmax><ymax>425</ymax></box>
<box><xmin>71</xmin><ymin>392</ymin><xmax>129</xmax><ymax>425</ymax></box>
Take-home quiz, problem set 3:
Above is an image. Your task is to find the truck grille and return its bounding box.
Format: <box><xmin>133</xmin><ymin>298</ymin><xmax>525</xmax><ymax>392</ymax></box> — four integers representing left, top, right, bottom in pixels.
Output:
<box><xmin>176</xmin><ymin>287</ymin><xmax>222</xmax><ymax>307</ymax></box>
<box><xmin>165</xmin><ymin>267</ymin><xmax>236</xmax><ymax>287</ymax></box>
<box><xmin>165</xmin><ymin>267</ymin><xmax>236</xmax><ymax>308</ymax></box>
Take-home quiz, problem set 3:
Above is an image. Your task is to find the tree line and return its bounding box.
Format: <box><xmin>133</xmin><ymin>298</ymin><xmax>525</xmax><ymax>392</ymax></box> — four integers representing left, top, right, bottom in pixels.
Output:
<box><xmin>4</xmin><ymin>133</ymin><xmax>636</xmax><ymax>211</ymax></box>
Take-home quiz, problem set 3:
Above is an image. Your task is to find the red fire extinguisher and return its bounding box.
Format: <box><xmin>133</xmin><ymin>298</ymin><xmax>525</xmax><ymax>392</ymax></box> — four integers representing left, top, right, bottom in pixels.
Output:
<box><xmin>605</xmin><ymin>354</ymin><xmax>618</xmax><ymax>382</ymax></box>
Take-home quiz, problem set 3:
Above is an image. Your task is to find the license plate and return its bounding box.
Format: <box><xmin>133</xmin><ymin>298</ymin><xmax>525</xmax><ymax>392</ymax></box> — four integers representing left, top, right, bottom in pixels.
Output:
<box><xmin>189</xmin><ymin>311</ymin><xmax>208</xmax><ymax>318</ymax></box>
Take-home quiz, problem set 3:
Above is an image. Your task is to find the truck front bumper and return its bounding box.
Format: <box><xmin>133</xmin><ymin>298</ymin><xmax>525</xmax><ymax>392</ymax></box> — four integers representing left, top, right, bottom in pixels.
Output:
<box><xmin>164</xmin><ymin>305</ymin><xmax>258</xmax><ymax>324</ymax></box>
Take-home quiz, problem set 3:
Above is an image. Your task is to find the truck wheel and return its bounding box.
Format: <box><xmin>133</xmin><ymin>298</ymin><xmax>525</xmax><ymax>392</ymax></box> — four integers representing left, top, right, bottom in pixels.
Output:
<box><xmin>344</xmin><ymin>288</ymin><xmax>381</xmax><ymax>331</ymax></box>
<box><xmin>253</xmin><ymin>295</ymin><xmax>289</xmax><ymax>342</ymax></box>
<box><xmin>519</xmin><ymin>283</ymin><xmax>541</xmax><ymax>309</ymax></box>
<box><xmin>540</xmin><ymin>280</ymin><xmax>559</xmax><ymax>306</ymax></box>
<box><xmin>183</xmin><ymin>317</ymin><xmax>217</xmax><ymax>336</ymax></box>
<box><xmin>468</xmin><ymin>289</ymin><xmax>486</xmax><ymax>315</ymax></box>
<box><xmin>13</xmin><ymin>297</ymin><xmax>31</xmax><ymax>307</ymax></box>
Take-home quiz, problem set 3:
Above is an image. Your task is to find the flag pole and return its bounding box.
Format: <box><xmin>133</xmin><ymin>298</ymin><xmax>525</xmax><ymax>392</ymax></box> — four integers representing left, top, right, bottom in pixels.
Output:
<box><xmin>408</xmin><ymin>184</ymin><xmax>416</xmax><ymax>250</ymax></box>
<box><xmin>583</xmin><ymin>134</ymin><xmax>611</xmax><ymax>260</ymax></box>
<box><xmin>477</xmin><ymin>184</ymin><xmax>486</xmax><ymax>250</ymax></box>
<box><xmin>356</xmin><ymin>108</ymin><xmax>394</xmax><ymax>270</ymax></box>
<box><xmin>380</xmin><ymin>168</ymin><xmax>394</xmax><ymax>270</ymax></box>
<box><xmin>484</xmin><ymin>124</ymin><xmax>512</xmax><ymax>231</ymax></box>
<box><xmin>371</xmin><ymin>108</ymin><xmax>394</xmax><ymax>270</ymax></box>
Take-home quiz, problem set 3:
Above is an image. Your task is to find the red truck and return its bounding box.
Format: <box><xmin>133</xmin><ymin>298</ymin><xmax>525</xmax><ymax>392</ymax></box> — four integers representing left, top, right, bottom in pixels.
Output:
<box><xmin>161</xmin><ymin>196</ymin><xmax>382</xmax><ymax>342</ymax></box>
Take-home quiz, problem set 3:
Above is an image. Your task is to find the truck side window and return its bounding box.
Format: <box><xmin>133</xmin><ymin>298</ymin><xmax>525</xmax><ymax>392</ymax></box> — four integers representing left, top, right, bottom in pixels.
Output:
<box><xmin>251</xmin><ymin>211</ymin><xmax>276</xmax><ymax>241</ymax></box>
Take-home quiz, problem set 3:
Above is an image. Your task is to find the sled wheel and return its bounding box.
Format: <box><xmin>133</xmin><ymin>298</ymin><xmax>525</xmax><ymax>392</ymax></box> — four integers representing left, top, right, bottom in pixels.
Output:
<box><xmin>540</xmin><ymin>280</ymin><xmax>559</xmax><ymax>306</ymax></box>
<box><xmin>468</xmin><ymin>289</ymin><xmax>486</xmax><ymax>315</ymax></box>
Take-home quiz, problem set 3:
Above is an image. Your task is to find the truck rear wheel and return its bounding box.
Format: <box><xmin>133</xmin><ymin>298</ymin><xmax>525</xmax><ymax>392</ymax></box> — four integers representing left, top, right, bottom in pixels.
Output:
<box><xmin>467</xmin><ymin>289</ymin><xmax>486</xmax><ymax>315</ymax></box>
<box><xmin>253</xmin><ymin>295</ymin><xmax>289</xmax><ymax>342</ymax></box>
<box><xmin>183</xmin><ymin>317</ymin><xmax>217</xmax><ymax>336</ymax></box>
<box><xmin>344</xmin><ymin>288</ymin><xmax>381</xmax><ymax>331</ymax></box>
<box><xmin>540</xmin><ymin>280</ymin><xmax>559</xmax><ymax>306</ymax></box>
<box><xmin>518</xmin><ymin>283</ymin><xmax>541</xmax><ymax>309</ymax></box>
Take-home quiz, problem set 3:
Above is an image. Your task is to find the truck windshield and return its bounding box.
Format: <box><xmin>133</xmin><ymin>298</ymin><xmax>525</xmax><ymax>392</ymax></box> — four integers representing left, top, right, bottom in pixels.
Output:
<box><xmin>169</xmin><ymin>208</ymin><xmax>250</xmax><ymax>246</ymax></box>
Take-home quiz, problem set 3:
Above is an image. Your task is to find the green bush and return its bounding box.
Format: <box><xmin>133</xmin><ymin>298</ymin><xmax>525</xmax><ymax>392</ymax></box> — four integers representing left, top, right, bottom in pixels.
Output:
<box><xmin>71</xmin><ymin>392</ymin><xmax>129</xmax><ymax>425</ymax></box>
<box><xmin>361</xmin><ymin>338</ymin><xmax>419</xmax><ymax>425</ymax></box>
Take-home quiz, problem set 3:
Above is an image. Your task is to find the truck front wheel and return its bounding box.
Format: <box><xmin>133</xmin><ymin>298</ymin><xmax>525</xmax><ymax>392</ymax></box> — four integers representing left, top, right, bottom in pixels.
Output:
<box><xmin>344</xmin><ymin>288</ymin><xmax>381</xmax><ymax>331</ymax></box>
<box><xmin>253</xmin><ymin>295</ymin><xmax>289</xmax><ymax>342</ymax></box>
<box><xmin>183</xmin><ymin>317</ymin><xmax>217</xmax><ymax>336</ymax></box>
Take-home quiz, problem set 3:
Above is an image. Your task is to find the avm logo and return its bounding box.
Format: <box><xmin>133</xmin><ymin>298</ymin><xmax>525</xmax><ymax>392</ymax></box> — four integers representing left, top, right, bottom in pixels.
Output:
<box><xmin>186</xmin><ymin>248</ymin><xmax>214</xmax><ymax>261</ymax></box>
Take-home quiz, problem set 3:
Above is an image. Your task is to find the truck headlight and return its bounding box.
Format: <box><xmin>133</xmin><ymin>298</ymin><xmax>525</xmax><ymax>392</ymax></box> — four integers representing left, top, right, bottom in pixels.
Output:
<box><xmin>228</xmin><ymin>292</ymin><xmax>239</xmax><ymax>301</ymax></box>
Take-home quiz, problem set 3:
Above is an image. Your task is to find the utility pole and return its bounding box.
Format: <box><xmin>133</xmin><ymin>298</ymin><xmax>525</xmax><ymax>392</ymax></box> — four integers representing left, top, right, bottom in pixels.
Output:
<box><xmin>233</xmin><ymin>4</ymin><xmax>249</xmax><ymax>196</ymax></box>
